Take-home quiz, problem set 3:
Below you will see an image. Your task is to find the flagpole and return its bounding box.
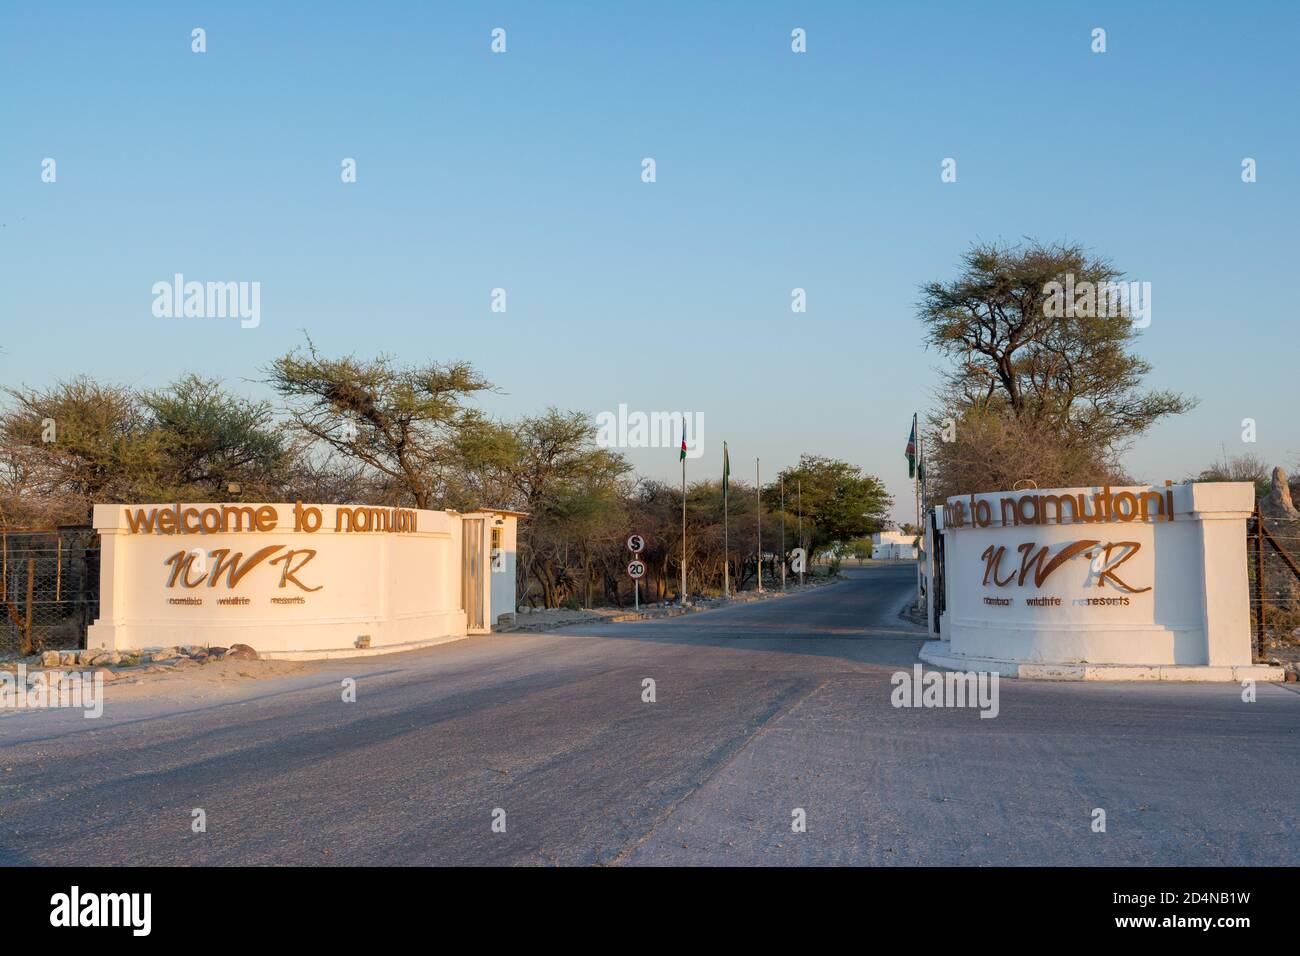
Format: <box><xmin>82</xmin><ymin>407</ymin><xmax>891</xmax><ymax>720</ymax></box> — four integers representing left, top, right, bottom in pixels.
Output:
<box><xmin>797</xmin><ymin>479</ymin><xmax>803</xmax><ymax>586</ymax></box>
<box><xmin>681</xmin><ymin>453</ymin><xmax>687</xmax><ymax>605</ymax></box>
<box><xmin>723</xmin><ymin>442</ymin><xmax>730</xmax><ymax>600</ymax></box>
<box><xmin>756</xmin><ymin>458</ymin><xmax>763</xmax><ymax>592</ymax></box>
<box><xmin>780</xmin><ymin>474</ymin><xmax>786</xmax><ymax>589</ymax></box>
<box><xmin>919</xmin><ymin>427</ymin><xmax>928</xmax><ymax>611</ymax></box>
<box><xmin>914</xmin><ymin>413</ymin><xmax>922</xmax><ymax>609</ymax></box>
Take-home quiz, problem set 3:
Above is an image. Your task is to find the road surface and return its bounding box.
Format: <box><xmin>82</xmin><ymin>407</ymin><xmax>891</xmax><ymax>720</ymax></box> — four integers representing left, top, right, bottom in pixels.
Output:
<box><xmin>2</xmin><ymin>565</ymin><xmax>1298</xmax><ymax>865</ymax></box>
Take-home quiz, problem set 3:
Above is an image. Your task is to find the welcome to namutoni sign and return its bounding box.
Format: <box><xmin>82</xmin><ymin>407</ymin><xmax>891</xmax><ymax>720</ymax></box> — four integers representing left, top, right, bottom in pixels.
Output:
<box><xmin>921</xmin><ymin>482</ymin><xmax>1283</xmax><ymax>681</ymax></box>
<box><xmin>88</xmin><ymin>502</ymin><xmax>521</xmax><ymax>659</ymax></box>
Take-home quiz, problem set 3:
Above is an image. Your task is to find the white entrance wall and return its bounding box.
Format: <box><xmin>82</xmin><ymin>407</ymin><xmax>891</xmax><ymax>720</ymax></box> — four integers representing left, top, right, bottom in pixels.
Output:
<box><xmin>926</xmin><ymin>482</ymin><xmax>1264</xmax><ymax>673</ymax></box>
<box><xmin>87</xmin><ymin>502</ymin><xmax>520</xmax><ymax>658</ymax></box>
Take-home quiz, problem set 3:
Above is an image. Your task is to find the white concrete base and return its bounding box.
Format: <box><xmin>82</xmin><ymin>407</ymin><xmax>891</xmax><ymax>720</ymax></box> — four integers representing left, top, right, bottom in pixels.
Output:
<box><xmin>88</xmin><ymin>609</ymin><xmax>468</xmax><ymax>658</ymax></box>
<box><xmin>257</xmin><ymin>633</ymin><xmax>472</xmax><ymax>661</ymax></box>
<box><xmin>919</xmin><ymin>640</ymin><xmax>1284</xmax><ymax>683</ymax></box>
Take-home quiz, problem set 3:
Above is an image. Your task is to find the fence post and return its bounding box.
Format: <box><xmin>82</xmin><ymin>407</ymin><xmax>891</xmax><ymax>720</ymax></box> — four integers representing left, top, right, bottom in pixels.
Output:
<box><xmin>24</xmin><ymin>556</ymin><xmax>35</xmax><ymax>654</ymax></box>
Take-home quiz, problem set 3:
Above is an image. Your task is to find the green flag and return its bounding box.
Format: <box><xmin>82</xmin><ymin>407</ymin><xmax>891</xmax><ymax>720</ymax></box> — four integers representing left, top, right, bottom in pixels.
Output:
<box><xmin>723</xmin><ymin>442</ymin><xmax>730</xmax><ymax>492</ymax></box>
<box><xmin>905</xmin><ymin>415</ymin><xmax>917</xmax><ymax>479</ymax></box>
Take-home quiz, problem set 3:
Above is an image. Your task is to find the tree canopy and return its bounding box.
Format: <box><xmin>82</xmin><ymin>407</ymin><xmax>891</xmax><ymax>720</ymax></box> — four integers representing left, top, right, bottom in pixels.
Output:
<box><xmin>266</xmin><ymin>339</ymin><xmax>494</xmax><ymax>510</ymax></box>
<box><xmin>2</xmin><ymin>348</ymin><xmax>901</xmax><ymax>609</ymax></box>
<box><xmin>918</xmin><ymin>241</ymin><xmax>1195</xmax><ymax>499</ymax></box>
<box><xmin>0</xmin><ymin>376</ymin><xmax>290</xmax><ymax>525</ymax></box>
<box><xmin>767</xmin><ymin>455</ymin><xmax>892</xmax><ymax>559</ymax></box>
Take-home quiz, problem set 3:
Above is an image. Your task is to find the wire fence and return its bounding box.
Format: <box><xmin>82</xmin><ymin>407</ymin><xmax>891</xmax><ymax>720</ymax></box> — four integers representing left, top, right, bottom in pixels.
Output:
<box><xmin>0</xmin><ymin>528</ymin><xmax>100</xmax><ymax>655</ymax></box>
<box><xmin>1248</xmin><ymin>509</ymin><xmax>1300</xmax><ymax>664</ymax></box>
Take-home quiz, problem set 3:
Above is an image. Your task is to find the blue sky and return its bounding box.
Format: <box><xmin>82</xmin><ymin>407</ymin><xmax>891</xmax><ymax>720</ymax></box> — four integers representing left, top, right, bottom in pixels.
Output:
<box><xmin>2</xmin><ymin>1</ymin><xmax>1297</xmax><ymax>522</ymax></box>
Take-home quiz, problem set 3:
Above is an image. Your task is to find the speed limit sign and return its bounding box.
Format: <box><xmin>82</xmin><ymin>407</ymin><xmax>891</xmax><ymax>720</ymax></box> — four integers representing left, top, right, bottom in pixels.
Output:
<box><xmin>627</xmin><ymin>554</ymin><xmax>647</xmax><ymax>610</ymax></box>
<box><xmin>627</xmin><ymin>534</ymin><xmax>645</xmax><ymax>553</ymax></box>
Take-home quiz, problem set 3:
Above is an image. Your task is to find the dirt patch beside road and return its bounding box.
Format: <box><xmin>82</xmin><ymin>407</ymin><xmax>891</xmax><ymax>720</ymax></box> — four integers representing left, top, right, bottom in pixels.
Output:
<box><xmin>1</xmin><ymin>648</ymin><xmax>324</xmax><ymax>712</ymax></box>
<box><xmin>96</xmin><ymin>656</ymin><xmax>322</xmax><ymax>703</ymax></box>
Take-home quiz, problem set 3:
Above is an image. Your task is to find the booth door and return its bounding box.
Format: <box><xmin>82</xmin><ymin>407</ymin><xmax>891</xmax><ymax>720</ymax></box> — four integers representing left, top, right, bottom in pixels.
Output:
<box><xmin>930</xmin><ymin>512</ymin><xmax>945</xmax><ymax>634</ymax></box>
<box><xmin>462</xmin><ymin>518</ymin><xmax>485</xmax><ymax>631</ymax></box>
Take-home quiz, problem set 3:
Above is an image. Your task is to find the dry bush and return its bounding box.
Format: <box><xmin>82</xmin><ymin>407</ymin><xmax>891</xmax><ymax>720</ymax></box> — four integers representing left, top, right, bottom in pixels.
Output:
<box><xmin>925</xmin><ymin>409</ymin><xmax>1127</xmax><ymax>505</ymax></box>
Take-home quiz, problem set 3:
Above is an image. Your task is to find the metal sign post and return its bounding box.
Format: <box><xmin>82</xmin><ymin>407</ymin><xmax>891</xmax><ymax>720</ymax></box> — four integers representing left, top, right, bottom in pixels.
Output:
<box><xmin>628</xmin><ymin>559</ymin><xmax>646</xmax><ymax>609</ymax></box>
<box><xmin>627</xmin><ymin>534</ymin><xmax>645</xmax><ymax>611</ymax></box>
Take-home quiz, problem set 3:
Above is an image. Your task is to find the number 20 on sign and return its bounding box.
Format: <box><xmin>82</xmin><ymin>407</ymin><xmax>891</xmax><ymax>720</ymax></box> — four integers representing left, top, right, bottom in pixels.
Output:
<box><xmin>628</xmin><ymin>557</ymin><xmax>646</xmax><ymax>610</ymax></box>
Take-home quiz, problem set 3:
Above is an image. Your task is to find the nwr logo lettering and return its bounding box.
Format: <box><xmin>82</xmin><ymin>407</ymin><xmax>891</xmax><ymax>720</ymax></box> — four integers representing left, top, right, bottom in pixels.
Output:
<box><xmin>164</xmin><ymin>546</ymin><xmax>322</xmax><ymax>591</ymax></box>
<box><xmin>980</xmin><ymin>540</ymin><xmax>1150</xmax><ymax>594</ymax></box>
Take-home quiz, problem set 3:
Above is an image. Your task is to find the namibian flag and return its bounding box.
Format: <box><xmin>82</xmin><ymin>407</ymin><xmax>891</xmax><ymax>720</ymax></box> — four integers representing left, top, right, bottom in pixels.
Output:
<box><xmin>905</xmin><ymin>415</ymin><xmax>917</xmax><ymax>479</ymax></box>
<box><xmin>680</xmin><ymin>424</ymin><xmax>688</xmax><ymax>461</ymax></box>
<box><xmin>722</xmin><ymin>441</ymin><xmax>730</xmax><ymax>491</ymax></box>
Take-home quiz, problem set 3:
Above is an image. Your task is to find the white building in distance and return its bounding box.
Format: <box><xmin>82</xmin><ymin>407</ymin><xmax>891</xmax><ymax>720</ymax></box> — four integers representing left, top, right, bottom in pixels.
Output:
<box><xmin>872</xmin><ymin>530</ymin><xmax>917</xmax><ymax>560</ymax></box>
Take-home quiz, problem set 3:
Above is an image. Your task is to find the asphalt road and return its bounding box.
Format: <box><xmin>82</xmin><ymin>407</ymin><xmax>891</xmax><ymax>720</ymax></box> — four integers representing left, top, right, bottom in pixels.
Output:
<box><xmin>2</xmin><ymin>564</ymin><xmax>1298</xmax><ymax>866</ymax></box>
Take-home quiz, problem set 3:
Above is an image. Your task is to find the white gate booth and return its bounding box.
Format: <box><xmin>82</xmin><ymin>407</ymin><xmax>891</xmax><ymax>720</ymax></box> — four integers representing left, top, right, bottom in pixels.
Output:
<box><xmin>87</xmin><ymin>502</ymin><xmax>522</xmax><ymax>659</ymax></box>
<box><xmin>922</xmin><ymin>482</ymin><xmax>1283</xmax><ymax>681</ymax></box>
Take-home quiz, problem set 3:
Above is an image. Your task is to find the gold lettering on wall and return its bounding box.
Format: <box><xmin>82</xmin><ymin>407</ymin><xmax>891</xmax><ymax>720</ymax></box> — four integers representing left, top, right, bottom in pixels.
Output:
<box><xmin>947</xmin><ymin>481</ymin><xmax>1178</xmax><ymax>529</ymax></box>
<box><xmin>164</xmin><ymin>550</ymin><xmax>209</xmax><ymax>588</ymax></box>
<box><xmin>334</xmin><ymin>506</ymin><xmax>417</xmax><ymax>534</ymax></box>
<box><xmin>980</xmin><ymin>540</ymin><xmax>1151</xmax><ymax>593</ymax></box>
<box><xmin>126</xmin><ymin>501</ymin><xmax>418</xmax><ymax>535</ymax></box>
<box><xmin>1087</xmin><ymin>541</ymin><xmax>1150</xmax><ymax>593</ymax></box>
<box><xmin>164</xmin><ymin>545</ymin><xmax>322</xmax><ymax>592</ymax></box>
<box><xmin>207</xmin><ymin>546</ymin><xmax>283</xmax><ymax>588</ymax></box>
<box><xmin>269</xmin><ymin>549</ymin><xmax>323</xmax><ymax>591</ymax></box>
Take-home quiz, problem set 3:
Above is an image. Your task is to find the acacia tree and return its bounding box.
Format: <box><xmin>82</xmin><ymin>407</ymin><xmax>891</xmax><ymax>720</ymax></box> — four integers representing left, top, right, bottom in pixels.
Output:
<box><xmin>924</xmin><ymin>408</ymin><xmax>1132</xmax><ymax>503</ymax></box>
<box><xmin>266</xmin><ymin>340</ymin><xmax>493</xmax><ymax>510</ymax></box>
<box><xmin>141</xmin><ymin>375</ymin><xmax>292</xmax><ymax>500</ymax></box>
<box><xmin>0</xmin><ymin>376</ymin><xmax>294</xmax><ymax>525</ymax></box>
<box><xmin>767</xmin><ymin>455</ymin><xmax>892</xmax><ymax>562</ymax></box>
<box><xmin>918</xmin><ymin>241</ymin><xmax>1195</xmax><ymax>498</ymax></box>
<box><xmin>0</xmin><ymin>378</ymin><xmax>157</xmax><ymax>525</ymax></box>
<box><xmin>505</xmin><ymin>411</ymin><xmax>630</xmax><ymax>609</ymax></box>
<box><xmin>451</xmin><ymin>408</ymin><xmax>632</xmax><ymax>608</ymax></box>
